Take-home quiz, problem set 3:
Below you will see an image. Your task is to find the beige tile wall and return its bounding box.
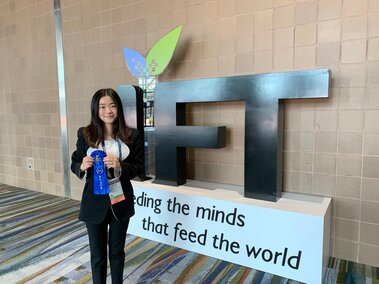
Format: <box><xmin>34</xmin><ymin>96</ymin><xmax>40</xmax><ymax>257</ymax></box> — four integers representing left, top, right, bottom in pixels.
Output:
<box><xmin>0</xmin><ymin>0</ymin><xmax>63</xmax><ymax>196</ymax></box>
<box><xmin>181</xmin><ymin>0</ymin><xmax>379</xmax><ymax>267</ymax></box>
<box><xmin>1</xmin><ymin>0</ymin><xmax>378</xmax><ymax>267</ymax></box>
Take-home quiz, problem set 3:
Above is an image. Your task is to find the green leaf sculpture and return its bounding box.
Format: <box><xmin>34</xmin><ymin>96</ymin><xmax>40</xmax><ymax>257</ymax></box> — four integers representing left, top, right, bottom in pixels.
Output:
<box><xmin>145</xmin><ymin>25</ymin><xmax>183</xmax><ymax>76</ymax></box>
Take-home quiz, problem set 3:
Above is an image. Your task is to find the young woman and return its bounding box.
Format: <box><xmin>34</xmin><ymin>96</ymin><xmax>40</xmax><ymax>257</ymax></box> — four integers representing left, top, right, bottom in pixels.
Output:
<box><xmin>71</xmin><ymin>88</ymin><xmax>143</xmax><ymax>283</ymax></box>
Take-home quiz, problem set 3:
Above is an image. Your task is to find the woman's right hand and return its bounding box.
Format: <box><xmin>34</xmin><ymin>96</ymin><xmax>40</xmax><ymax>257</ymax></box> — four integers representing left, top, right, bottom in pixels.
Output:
<box><xmin>80</xmin><ymin>156</ymin><xmax>94</xmax><ymax>172</ymax></box>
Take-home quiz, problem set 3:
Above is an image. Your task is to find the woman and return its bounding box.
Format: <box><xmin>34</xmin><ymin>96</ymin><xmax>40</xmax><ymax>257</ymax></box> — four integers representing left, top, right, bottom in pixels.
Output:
<box><xmin>71</xmin><ymin>88</ymin><xmax>143</xmax><ymax>283</ymax></box>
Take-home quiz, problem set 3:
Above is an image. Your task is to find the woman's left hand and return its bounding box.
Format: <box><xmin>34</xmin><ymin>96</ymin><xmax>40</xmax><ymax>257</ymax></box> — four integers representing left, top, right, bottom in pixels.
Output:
<box><xmin>103</xmin><ymin>156</ymin><xmax>121</xmax><ymax>170</ymax></box>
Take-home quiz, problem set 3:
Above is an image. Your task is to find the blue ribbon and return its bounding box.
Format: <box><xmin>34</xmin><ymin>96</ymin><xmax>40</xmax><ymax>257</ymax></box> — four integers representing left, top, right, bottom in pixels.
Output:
<box><xmin>90</xmin><ymin>150</ymin><xmax>110</xmax><ymax>195</ymax></box>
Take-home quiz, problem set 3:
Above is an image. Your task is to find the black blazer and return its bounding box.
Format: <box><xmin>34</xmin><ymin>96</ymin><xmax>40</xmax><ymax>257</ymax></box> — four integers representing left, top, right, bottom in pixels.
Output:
<box><xmin>71</xmin><ymin>127</ymin><xmax>143</xmax><ymax>224</ymax></box>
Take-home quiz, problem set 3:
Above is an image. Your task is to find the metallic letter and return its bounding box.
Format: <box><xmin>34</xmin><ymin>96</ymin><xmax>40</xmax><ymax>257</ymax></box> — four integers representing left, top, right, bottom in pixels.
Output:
<box><xmin>118</xmin><ymin>85</ymin><xmax>151</xmax><ymax>180</ymax></box>
<box><xmin>153</xmin><ymin>69</ymin><xmax>330</xmax><ymax>201</ymax></box>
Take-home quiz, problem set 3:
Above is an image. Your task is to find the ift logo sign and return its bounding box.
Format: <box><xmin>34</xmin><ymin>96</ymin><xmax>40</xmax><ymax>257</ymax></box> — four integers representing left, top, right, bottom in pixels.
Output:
<box><xmin>152</xmin><ymin>70</ymin><xmax>330</xmax><ymax>201</ymax></box>
<box><xmin>120</xmin><ymin>25</ymin><xmax>330</xmax><ymax>202</ymax></box>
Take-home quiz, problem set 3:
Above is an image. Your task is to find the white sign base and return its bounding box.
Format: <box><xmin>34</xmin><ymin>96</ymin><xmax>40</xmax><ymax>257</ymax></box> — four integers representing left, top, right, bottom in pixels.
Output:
<box><xmin>128</xmin><ymin>180</ymin><xmax>331</xmax><ymax>284</ymax></box>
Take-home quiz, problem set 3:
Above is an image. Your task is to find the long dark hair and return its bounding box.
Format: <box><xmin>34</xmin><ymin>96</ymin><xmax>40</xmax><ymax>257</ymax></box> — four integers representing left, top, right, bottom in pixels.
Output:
<box><xmin>84</xmin><ymin>88</ymin><xmax>132</xmax><ymax>147</ymax></box>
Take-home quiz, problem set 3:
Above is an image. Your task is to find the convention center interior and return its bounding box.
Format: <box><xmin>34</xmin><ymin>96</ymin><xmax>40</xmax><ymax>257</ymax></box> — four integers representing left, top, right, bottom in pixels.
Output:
<box><xmin>0</xmin><ymin>0</ymin><xmax>379</xmax><ymax>283</ymax></box>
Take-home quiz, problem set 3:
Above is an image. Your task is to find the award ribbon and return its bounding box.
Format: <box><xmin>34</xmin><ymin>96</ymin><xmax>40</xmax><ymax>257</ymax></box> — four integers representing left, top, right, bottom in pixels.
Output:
<box><xmin>90</xmin><ymin>150</ymin><xmax>110</xmax><ymax>195</ymax></box>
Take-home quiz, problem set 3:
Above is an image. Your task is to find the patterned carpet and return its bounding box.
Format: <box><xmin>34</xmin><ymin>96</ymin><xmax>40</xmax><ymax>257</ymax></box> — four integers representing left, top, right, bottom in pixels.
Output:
<box><xmin>0</xmin><ymin>184</ymin><xmax>378</xmax><ymax>284</ymax></box>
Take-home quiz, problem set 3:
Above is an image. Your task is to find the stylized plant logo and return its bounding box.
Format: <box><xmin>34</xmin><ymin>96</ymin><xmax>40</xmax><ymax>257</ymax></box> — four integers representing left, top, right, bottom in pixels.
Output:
<box><xmin>123</xmin><ymin>25</ymin><xmax>182</xmax><ymax>78</ymax></box>
<box><xmin>122</xmin><ymin>25</ymin><xmax>182</xmax><ymax>127</ymax></box>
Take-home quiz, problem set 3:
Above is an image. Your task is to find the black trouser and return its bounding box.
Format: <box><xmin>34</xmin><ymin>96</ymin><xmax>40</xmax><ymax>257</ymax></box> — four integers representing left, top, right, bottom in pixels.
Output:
<box><xmin>85</xmin><ymin>208</ymin><xmax>129</xmax><ymax>284</ymax></box>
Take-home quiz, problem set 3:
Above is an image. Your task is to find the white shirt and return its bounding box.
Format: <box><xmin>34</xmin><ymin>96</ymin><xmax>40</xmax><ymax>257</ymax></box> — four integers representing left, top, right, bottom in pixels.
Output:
<box><xmin>86</xmin><ymin>139</ymin><xmax>130</xmax><ymax>160</ymax></box>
